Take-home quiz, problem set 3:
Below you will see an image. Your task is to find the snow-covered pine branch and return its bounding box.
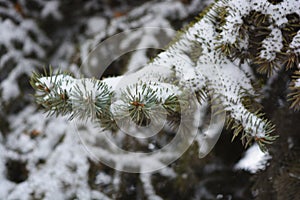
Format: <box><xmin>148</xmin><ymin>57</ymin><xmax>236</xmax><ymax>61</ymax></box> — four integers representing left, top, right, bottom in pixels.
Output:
<box><xmin>31</xmin><ymin>0</ymin><xmax>300</xmax><ymax>152</ymax></box>
<box><xmin>31</xmin><ymin>68</ymin><xmax>189</xmax><ymax>130</ymax></box>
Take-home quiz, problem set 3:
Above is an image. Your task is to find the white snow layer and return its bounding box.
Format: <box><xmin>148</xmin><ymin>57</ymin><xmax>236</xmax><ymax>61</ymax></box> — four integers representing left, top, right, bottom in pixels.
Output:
<box><xmin>235</xmin><ymin>144</ymin><xmax>271</xmax><ymax>173</ymax></box>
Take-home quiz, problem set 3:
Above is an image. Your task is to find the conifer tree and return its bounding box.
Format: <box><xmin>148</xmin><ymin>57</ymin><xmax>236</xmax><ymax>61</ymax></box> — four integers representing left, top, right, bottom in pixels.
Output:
<box><xmin>1</xmin><ymin>0</ymin><xmax>300</xmax><ymax>199</ymax></box>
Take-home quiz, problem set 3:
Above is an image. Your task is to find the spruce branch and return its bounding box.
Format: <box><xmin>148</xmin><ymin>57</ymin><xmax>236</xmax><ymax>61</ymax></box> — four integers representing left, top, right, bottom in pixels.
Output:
<box><xmin>30</xmin><ymin>70</ymin><xmax>73</xmax><ymax>117</ymax></box>
<box><xmin>30</xmin><ymin>0</ymin><xmax>300</xmax><ymax>152</ymax></box>
<box><xmin>69</xmin><ymin>78</ymin><xmax>112</xmax><ymax>120</ymax></box>
<box><xmin>31</xmin><ymin>72</ymin><xmax>113</xmax><ymax>123</ymax></box>
<box><xmin>31</xmin><ymin>69</ymin><xmax>189</xmax><ymax>132</ymax></box>
<box><xmin>111</xmin><ymin>82</ymin><xmax>167</xmax><ymax>126</ymax></box>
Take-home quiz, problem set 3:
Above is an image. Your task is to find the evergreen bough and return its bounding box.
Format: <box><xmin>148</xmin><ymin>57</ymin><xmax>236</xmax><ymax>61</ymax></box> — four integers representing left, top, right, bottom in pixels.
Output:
<box><xmin>31</xmin><ymin>0</ymin><xmax>300</xmax><ymax>152</ymax></box>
